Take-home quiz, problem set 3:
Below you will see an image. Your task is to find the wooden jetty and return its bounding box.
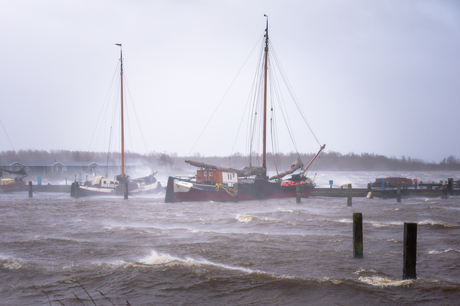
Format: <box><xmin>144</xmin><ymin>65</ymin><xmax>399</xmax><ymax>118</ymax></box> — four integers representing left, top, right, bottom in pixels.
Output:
<box><xmin>311</xmin><ymin>187</ymin><xmax>449</xmax><ymax>198</ymax></box>
<box><xmin>9</xmin><ymin>177</ymin><xmax>459</xmax><ymax>199</ymax></box>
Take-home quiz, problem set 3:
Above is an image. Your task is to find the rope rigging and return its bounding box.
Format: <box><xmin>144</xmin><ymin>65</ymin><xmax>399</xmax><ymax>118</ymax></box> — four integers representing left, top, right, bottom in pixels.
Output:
<box><xmin>188</xmin><ymin>34</ymin><xmax>264</xmax><ymax>157</ymax></box>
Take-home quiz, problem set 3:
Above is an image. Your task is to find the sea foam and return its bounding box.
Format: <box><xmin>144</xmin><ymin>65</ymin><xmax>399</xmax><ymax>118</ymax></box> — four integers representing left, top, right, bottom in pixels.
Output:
<box><xmin>358</xmin><ymin>276</ymin><xmax>414</xmax><ymax>287</ymax></box>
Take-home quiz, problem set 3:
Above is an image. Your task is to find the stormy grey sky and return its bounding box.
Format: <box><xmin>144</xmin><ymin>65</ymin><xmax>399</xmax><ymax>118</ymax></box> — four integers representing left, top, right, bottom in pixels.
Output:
<box><xmin>1</xmin><ymin>0</ymin><xmax>459</xmax><ymax>163</ymax></box>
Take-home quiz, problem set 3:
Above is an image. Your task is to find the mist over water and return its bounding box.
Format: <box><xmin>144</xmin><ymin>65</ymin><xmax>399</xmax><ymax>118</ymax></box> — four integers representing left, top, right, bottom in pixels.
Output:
<box><xmin>1</xmin><ymin>171</ymin><xmax>460</xmax><ymax>305</ymax></box>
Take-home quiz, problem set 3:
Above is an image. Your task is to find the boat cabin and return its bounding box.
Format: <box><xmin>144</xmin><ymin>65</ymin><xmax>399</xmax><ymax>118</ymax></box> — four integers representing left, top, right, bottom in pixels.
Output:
<box><xmin>0</xmin><ymin>178</ymin><xmax>16</xmax><ymax>186</ymax></box>
<box><xmin>196</xmin><ymin>169</ymin><xmax>238</xmax><ymax>187</ymax></box>
<box><xmin>89</xmin><ymin>176</ymin><xmax>119</xmax><ymax>188</ymax></box>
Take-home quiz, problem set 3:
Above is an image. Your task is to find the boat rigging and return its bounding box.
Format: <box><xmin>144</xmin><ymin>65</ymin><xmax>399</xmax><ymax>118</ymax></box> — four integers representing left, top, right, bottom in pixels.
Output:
<box><xmin>166</xmin><ymin>16</ymin><xmax>326</xmax><ymax>202</ymax></box>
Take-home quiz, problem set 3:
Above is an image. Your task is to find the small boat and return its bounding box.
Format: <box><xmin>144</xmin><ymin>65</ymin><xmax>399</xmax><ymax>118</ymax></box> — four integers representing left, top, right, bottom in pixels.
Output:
<box><xmin>165</xmin><ymin>17</ymin><xmax>325</xmax><ymax>203</ymax></box>
<box><xmin>77</xmin><ymin>45</ymin><xmax>161</xmax><ymax>196</ymax></box>
<box><xmin>0</xmin><ymin>167</ymin><xmax>27</xmax><ymax>192</ymax></box>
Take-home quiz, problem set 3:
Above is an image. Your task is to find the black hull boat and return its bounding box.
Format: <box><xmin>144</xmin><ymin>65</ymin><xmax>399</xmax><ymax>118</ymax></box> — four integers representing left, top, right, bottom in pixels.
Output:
<box><xmin>165</xmin><ymin>176</ymin><xmax>315</xmax><ymax>202</ymax></box>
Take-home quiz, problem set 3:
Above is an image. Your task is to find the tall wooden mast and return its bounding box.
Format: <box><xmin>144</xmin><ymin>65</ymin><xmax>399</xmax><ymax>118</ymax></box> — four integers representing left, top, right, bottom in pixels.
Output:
<box><xmin>116</xmin><ymin>43</ymin><xmax>125</xmax><ymax>178</ymax></box>
<box><xmin>262</xmin><ymin>15</ymin><xmax>269</xmax><ymax>172</ymax></box>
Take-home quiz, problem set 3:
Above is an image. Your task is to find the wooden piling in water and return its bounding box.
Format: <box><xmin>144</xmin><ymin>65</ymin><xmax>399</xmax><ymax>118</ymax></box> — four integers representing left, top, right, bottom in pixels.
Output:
<box><xmin>234</xmin><ymin>183</ymin><xmax>238</xmax><ymax>202</ymax></box>
<box><xmin>28</xmin><ymin>181</ymin><xmax>33</xmax><ymax>198</ymax></box>
<box><xmin>397</xmin><ymin>183</ymin><xmax>401</xmax><ymax>203</ymax></box>
<box><xmin>124</xmin><ymin>182</ymin><xmax>128</xmax><ymax>200</ymax></box>
<box><xmin>75</xmin><ymin>182</ymin><xmax>79</xmax><ymax>199</ymax></box>
<box><xmin>296</xmin><ymin>184</ymin><xmax>301</xmax><ymax>203</ymax></box>
<box><xmin>165</xmin><ymin>177</ymin><xmax>175</xmax><ymax>203</ymax></box>
<box><xmin>441</xmin><ymin>181</ymin><xmax>448</xmax><ymax>199</ymax></box>
<box><xmin>403</xmin><ymin>222</ymin><xmax>417</xmax><ymax>279</ymax></box>
<box><xmin>347</xmin><ymin>184</ymin><xmax>352</xmax><ymax>207</ymax></box>
<box><xmin>70</xmin><ymin>182</ymin><xmax>75</xmax><ymax>197</ymax></box>
<box><xmin>353</xmin><ymin>212</ymin><xmax>363</xmax><ymax>258</ymax></box>
<box><xmin>448</xmin><ymin>178</ymin><xmax>454</xmax><ymax>196</ymax></box>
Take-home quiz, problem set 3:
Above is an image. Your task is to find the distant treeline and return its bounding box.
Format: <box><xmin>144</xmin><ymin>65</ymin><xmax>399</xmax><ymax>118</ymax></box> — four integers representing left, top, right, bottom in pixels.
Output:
<box><xmin>1</xmin><ymin>149</ymin><xmax>460</xmax><ymax>171</ymax></box>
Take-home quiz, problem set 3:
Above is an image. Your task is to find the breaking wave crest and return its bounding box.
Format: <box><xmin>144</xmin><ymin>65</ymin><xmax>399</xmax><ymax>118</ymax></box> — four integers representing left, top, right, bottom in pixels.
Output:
<box><xmin>358</xmin><ymin>276</ymin><xmax>414</xmax><ymax>287</ymax></box>
<box><xmin>429</xmin><ymin>249</ymin><xmax>460</xmax><ymax>255</ymax></box>
<box><xmin>137</xmin><ymin>250</ymin><xmax>344</xmax><ymax>285</ymax></box>
<box><xmin>0</xmin><ymin>256</ymin><xmax>26</xmax><ymax>270</ymax></box>
<box><xmin>366</xmin><ymin>221</ymin><xmax>404</xmax><ymax>227</ymax></box>
<box><xmin>236</xmin><ymin>215</ymin><xmax>253</xmax><ymax>222</ymax></box>
<box><xmin>419</xmin><ymin>220</ymin><xmax>456</xmax><ymax>228</ymax></box>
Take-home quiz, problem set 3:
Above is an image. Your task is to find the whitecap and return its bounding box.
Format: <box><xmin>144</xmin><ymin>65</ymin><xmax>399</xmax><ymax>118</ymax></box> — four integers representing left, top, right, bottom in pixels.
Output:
<box><xmin>428</xmin><ymin>249</ymin><xmax>458</xmax><ymax>254</ymax></box>
<box><xmin>318</xmin><ymin>277</ymin><xmax>343</xmax><ymax>284</ymax></box>
<box><xmin>337</xmin><ymin>219</ymin><xmax>353</xmax><ymax>224</ymax></box>
<box><xmin>0</xmin><ymin>258</ymin><xmax>24</xmax><ymax>270</ymax></box>
<box><xmin>359</xmin><ymin>276</ymin><xmax>414</xmax><ymax>287</ymax></box>
<box><xmin>419</xmin><ymin>220</ymin><xmax>454</xmax><ymax>227</ymax></box>
<box><xmin>354</xmin><ymin>268</ymin><xmax>376</xmax><ymax>275</ymax></box>
<box><xmin>366</xmin><ymin>221</ymin><xmax>403</xmax><ymax>227</ymax></box>
<box><xmin>139</xmin><ymin>250</ymin><xmax>179</xmax><ymax>265</ymax></box>
<box><xmin>236</xmin><ymin>215</ymin><xmax>253</xmax><ymax>222</ymax></box>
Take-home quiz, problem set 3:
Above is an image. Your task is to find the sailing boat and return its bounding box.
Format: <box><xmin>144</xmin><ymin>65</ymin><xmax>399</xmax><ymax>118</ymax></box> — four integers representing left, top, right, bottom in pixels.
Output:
<box><xmin>77</xmin><ymin>45</ymin><xmax>162</xmax><ymax>196</ymax></box>
<box><xmin>0</xmin><ymin>167</ymin><xmax>27</xmax><ymax>192</ymax></box>
<box><xmin>165</xmin><ymin>17</ymin><xmax>325</xmax><ymax>203</ymax></box>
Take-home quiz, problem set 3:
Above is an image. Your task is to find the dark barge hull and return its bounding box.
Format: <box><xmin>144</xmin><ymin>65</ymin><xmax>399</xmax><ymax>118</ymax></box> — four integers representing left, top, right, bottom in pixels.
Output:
<box><xmin>165</xmin><ymin>177</ymin><xmax>315</xmax><ymax>203</ymax></box>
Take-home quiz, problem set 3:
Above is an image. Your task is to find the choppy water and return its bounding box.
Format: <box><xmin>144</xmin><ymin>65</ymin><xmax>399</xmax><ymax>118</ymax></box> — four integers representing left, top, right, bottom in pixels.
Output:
<box><xmin>1</xmin><ymin>171</ymin><xmax>460</xmax><ymax>305</ymax></box>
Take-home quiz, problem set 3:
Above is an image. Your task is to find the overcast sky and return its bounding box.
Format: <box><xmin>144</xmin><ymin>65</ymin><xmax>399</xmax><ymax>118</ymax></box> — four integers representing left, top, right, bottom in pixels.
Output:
<box><xmin>1</xmin><ymin>0</ymin><xmax>459</xmax><ymax>163</ymax></box>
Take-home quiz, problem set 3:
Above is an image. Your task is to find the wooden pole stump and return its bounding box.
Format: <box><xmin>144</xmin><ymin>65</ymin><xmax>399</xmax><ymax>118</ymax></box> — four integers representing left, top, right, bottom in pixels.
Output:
<box><xmin>441</xmin><ymin>181</ymin><xmax>448</xmax><ymax>199</ymax></box>
<box><xmin>397</xmin><ymin>183</ymin><xmax>401</xmax><ymax>203</ymax></box>
<box><xmin>165</xmin><ymin>177</ymin><xmax>175</xmax><ymax>203</ymax></box>
<box><xmin>347</xmin><ymin>184</ymin><xmax>352</xmax><ymax>207</ymax></box>
<box><xmin>296</xmin><ymin>184</ymin><xmax>301</xmax><ymax>203</ymax></box>
<box><xmin>70</xmin><ymin>182</ymin><xmax>75</xmax><ymax>198</ymax></box>
<box><xmin>353</xmin><ymin>212</ymin><xmax>363</xmax><ymax>258</ymax></box>
<box><xmin>447</xmin><ymin>178</ymin><xmax>454</xmax><ymax>196</ymax></box>
<box><xmin>75</xmin><ymin>182</ymin><xmax>79</xmax><ymax>199</ymax></box>
<box><xmin>403</xmin><ymin>222</ymin><xmax>417</xmax><ymax>279</ymax></box>
<box><xmin>28</xmin><ymin>181</ymin><xmax>33</xmax><ymax>198</ymax></box>
<box><xmin>234</xmin><ymin>183</ymin><xmax>238</xmax><ymax>202</ymax></box>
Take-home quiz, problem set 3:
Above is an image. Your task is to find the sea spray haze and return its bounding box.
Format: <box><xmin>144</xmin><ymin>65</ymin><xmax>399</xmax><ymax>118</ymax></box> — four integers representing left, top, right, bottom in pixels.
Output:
<box><xmin>1</xmin><ymin>171</ymin><xmax>460</xmax><ymax>305</ymax></box>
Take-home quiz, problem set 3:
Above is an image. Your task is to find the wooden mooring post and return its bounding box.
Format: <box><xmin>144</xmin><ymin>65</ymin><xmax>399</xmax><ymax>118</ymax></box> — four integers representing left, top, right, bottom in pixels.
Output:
<box><xmin>165</xmin><ymin>177</ymin><xmax>175</xmax><ymax>203</ymax></box>
<box><xmin>74</xmin><ymin>182</ymin><xmax>79</xmax><ymax>199</ymax></box>
<box><xmin>28</xmin><ymin>181</ymin><xmax>33</xmax><ymax>198</ymax></box>
<box><xmin>447</xmin><ymin>178</ymin><xmax>454</xmax><ymax>196</ymax></box>
<box><xmin>366</xmin><ymin>183</ymin><xmax>373</xmax><ymax>199</ymax></box>
<box><xmin>124</xmin><ymin>181</ymin><xmax>128</xmax><ymax>200</ymax></box>
<box><xmin>403</xmin><ymin>222</ymin><xmax>417</xmax><ymax>279</ymax></box>
<box><xmin>347</xmin><ymin>184</ymin><xmax>352</xmax><ymax>207</ymax></box>
<box><xmin>353</xmin><ymin>212</ymin><xmax>363</xmax><ymax>258</ymax></box>
<box><xmin>441</xmin><ymin>180</ymin><xmax>448</xmax><ymax>199</ymax></box>
<box><xmin>70</xmin><ymin>182</ymin><xmax>75</xmax><ymax>197</ymax></box>
<box><xmin>234</xmin><ymin>183</ymin><xmax>238</xmax><ymax>202</ymax></box>
<box><xmin>397</xmin><ymin>183</ymin><xmax>401</xmax><ymax>203</ymax></box>
<box><xmin>296</xmin><ymin>184</ymin><xmax>301</xmax><ymax>203</ymax></box>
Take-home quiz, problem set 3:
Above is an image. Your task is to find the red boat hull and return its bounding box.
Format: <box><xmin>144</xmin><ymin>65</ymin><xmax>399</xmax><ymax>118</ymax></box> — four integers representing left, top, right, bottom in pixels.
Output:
<box><xmin>0</xmin><ymin>181</ymin><xmax>25</xmax><ymax>192</ymax></box>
